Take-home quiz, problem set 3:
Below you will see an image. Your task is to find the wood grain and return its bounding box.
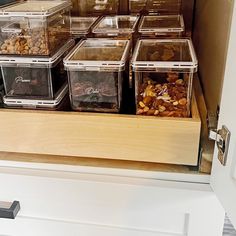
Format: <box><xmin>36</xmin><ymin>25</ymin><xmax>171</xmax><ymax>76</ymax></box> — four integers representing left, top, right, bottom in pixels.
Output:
<box><xmin>193</xmin><ymin>0</ymin><xmax>233</xmax><ymax>116</ymax></box>
<box><xmin>0</xmin><ymin>94</ymin><xmax>200</xmax><ymax>166</ymax></box>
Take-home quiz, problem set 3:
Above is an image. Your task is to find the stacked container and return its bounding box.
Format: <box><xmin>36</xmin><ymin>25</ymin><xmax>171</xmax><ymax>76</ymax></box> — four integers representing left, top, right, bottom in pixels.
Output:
<box><xmin>131</xmin><ymin>39</ymin><xmax>198</xmax><ymax>117</ymax></box>
<box><xmin>64</xmin><ymin>38</ymin><xmax>131</xmax><ymax>113</ymax></box>
<box><xmin>129</xmin><ymin>0</ymin><xmax>182</xmax><ymax>15</ymax></box>
<box><xmin>77</xmin><ymin>0</ymin><xmax>119</xmax><ymax>16</ymax></box>
<box><xmin>138</xmin><ymin>15</ymin><xmax>185</xmax><ymax>38</ymax></box>
<box><xmin>92</xmin><ymin>15</ymin><xmax>139</xmax><ymax>40</ymax></box>
<box><xmin>71</xmin><ymin>16</ymin><xmax>99</xmax><ymax>39</ymax></box>
<box><xmin>0</xmin><ymin>0</ymin><xmax>73</xmax><ymax>110</ymax></box>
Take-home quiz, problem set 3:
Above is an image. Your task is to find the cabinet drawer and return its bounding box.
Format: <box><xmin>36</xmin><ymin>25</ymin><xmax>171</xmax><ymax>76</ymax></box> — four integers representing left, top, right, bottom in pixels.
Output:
<box><xmin>0</xmin><ymin>167</ymin><xmax>224</xmax><ymax>236</ymax></box>
<box><xmin>0</xmin><ymin>216</ymin><xmax>185</xmax><ymax>236</ymax></box>
<box><xmin>0</xmin><ymin>171</ymin><xmax>188</xmax><ymax>234</ymax></box>
<box><xmin>0</xmin><ymin>93</ymin><xmax>200</xmax><ymax>166</ymax></box>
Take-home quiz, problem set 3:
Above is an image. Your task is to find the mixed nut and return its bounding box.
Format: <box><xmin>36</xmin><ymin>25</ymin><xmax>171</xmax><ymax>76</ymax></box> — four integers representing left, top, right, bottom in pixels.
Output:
<box><xmin>0</xmin><ymin>25</ymin><xmax>69</xmax><ymax>56</ymax></box>
<box><xmin>137</xmin><ymin>72</ymin><xmax>189</xmax><ymax>117</ymax></box>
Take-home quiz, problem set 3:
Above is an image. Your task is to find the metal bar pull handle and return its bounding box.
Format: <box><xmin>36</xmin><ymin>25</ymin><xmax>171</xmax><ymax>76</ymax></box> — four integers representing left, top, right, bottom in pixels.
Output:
<box><xmin>0</xmin><ymin>201</ymin><xmax>20</xmax><ymax>219</ymax></box>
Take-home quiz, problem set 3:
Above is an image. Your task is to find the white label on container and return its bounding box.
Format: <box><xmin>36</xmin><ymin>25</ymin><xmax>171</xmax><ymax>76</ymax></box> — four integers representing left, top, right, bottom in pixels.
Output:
<box><xmin>15</xmin><ymin>76</ymin><xmax>30</xmax><ymax>83</ymax></box>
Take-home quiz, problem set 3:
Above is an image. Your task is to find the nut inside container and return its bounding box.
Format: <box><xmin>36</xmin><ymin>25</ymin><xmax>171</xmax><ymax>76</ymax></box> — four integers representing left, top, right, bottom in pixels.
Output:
<box><xmin>0</xmin><ymin>1</ymin><xmax>71</xmax><ymax>56</ymax></box>
<box><xmin>131</xmin><ymin>39</ymin><xmax>198</xmax><ymax>117</ymax></box>
<box><xmin>71</xmin><ymin>16</ymin><xmax>99</xmax><ymax>38</ymax></box>
<box><xmin>139</xmin><ymin>15</ymin><xmax>185</xmax><ymax>38</ymax></box>
<box><xmin>0</xmin><ymin>39</ymin><xmax>74</xmax><ymax>101</ymax></box>
<box><xmin>129</xmin><ymin>0</ymin><xmax>182</xmax><ymax>15</ymax></box>
<box><xmin>64</xmin><ymin>39</ymin><xmax>131</xmax><ymax>113</ymax></box>
<box><xmin>92</xmin><ymin>15</ymin><xmax>139</xmax><ymax>38</ymax></box>
<box><xmin>77</xmin><ymin>0</ymin><xmax>119</xmax><ymax>16</ymax></box>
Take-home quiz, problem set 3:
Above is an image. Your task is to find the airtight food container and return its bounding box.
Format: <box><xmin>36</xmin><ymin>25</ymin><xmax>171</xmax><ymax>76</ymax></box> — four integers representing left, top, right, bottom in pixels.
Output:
<box><xmin>92</xmin><ymin>15</ymin><xmax>139</xmax><ymax>39</ymax></box>
<box><xmin>131</xmin><ymin>39</ymin><xmax>198</xmax><ymax>117</ymax></box>
<box><xmin>0</xmin><ymin>39</ymin><xmax>74</xmax><ymax>101</ymax></box>
<box><xmin>138</xmin><ymin>15</ymin><xmax>185</xmax><ymax>38</ymax></box>
<box><xmin>3</xmin><ymin>83</ymin><xmax>69</xmax><ymax>110</ymax></box>
<box><xmin>77</xmin><ymin>0</ymin><xmax>119</xmax><ymax>16</ymax></box>
<box><xmin>64</xmin><ymin>38</ymin><xmax>131</xmax><ymax>113</ymax></box>
<box><xmin>71</xmin><ymin>16</ymin><xmax>99</xmax><ymax>38</ymax></box>
<box><xmin>129</xmin><ymin>0</ymin><xmax>182</xmax><ymax>15</ymax></box>
<box><xmin>0</xmin><ymin>1</ymin><xmax>71</xmax><ymax>56</ymax></box>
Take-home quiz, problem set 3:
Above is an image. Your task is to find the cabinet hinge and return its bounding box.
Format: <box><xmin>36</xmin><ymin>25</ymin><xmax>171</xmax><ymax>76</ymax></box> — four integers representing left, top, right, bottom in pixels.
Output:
<box><xmin>209</xmin><ymin>125</ymin><xmax>231</xmax><ymax>166</ymax></box>
<box><xmin>207</xmin><ymin>106</ymin><xmax>220</xmax><ymax>131</ymax></box>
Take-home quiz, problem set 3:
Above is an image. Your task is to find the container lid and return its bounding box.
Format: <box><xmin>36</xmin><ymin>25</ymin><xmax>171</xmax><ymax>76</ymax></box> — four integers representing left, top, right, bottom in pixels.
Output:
<box><xmin>129</xmin><ymin>0</ymin><xmax>181</xmax><ymax>15</ymax></box>
<box><xmin>139</xmin><ymin>15</ymin><xmax>184</xmax><ymax>34</ymax></box>
<box><xmin>64</xmin><ymin>39</ymin><xmax>131</xmax><ymax>71</ymax></box>
<box><xmin>0</xmin><ymin>39</ymin><xmax>74</xmax><ymax>67</ymax></box>
<box><xmin>0</xmin><ymin>1</ymin><xmax>71</xmax><ymax>17</ymax></box>
<box><xmin>71</xmin><ymin>17</ymin><xmax>99</xmax><ymax>36</ymax></box>
<box><xmin>3</xmin><ymin>83</ymin><xmax>68</xmax><ymax>107</ymax></box>
<box><xmin>92</xmin><ymin>15</ymin><xmax>139</xmax><ymax>35</ymax></box>
<box><xmin>131</xmin><ymin>39</ymin><xmax>198</xmax><ymax>70</ymax></box>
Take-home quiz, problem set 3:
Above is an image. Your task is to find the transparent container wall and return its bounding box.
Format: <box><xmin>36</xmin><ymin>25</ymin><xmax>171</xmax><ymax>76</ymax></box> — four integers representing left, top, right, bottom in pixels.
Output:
<box><xmin>70</xmin><ymin>41</ymin><xmax>127</xmax><ymax>61</ymax></box>
<box><xmin>2</xmin><ymin>60</ymin><xmax>67</xmax><ymax>99</ymax></box>
<box><xmin>139</xmin><ymin>15</ymin><xmax>184</xmax><ymax>38</ymax></box>
<box><xmin>135</xmin><ymin>71</ymin><xmax>193</xmax><ymax>117</ymax></box>
<box><xmin>0</xmin><ymin>10</ymin><xmax>70</xmax><ymax>56</ymax></box>
<box><xmin>71</xmin><ymin>17</ymin><xmax>98</xmax><ymax>37</ymax></box>
<box><xmin>92</xmin><ymin>16</ymin><xmax>138</xmax><ymax>40</ymax></box>
<box><xmin>68</xmin><ymin>70</ymin><xmax>122</xmax><ymax>112</ymax></box>
<box><xmin>129</xmin><ymin>0</ymin><xmax>182</xmax><ymax>14</ymax></box>
<box><xmin>136</xmin><ymin>41</ymin><xmax>192</xmax><ymax>63</ymax></box>
<box><xmin>0</xmin><ymin>0</ymin><xmax>16</xmax><ymax>7</ymax></box>
<box><xmin>77</xmin><ymin>0</ymin><xmax>119</xmax><ymax>16</ymax></box>
<box><xmin>0</xmin><ymin>71</ymin><xmax>3</xmax><ymax>107</ymax></box>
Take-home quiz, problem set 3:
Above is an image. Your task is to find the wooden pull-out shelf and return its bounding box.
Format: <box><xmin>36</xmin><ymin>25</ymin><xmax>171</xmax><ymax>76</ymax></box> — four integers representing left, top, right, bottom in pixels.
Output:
<box><xmin>0</xmin><ymin>91</ymin><xmax>201</xmax><ymax>166</ymax></box>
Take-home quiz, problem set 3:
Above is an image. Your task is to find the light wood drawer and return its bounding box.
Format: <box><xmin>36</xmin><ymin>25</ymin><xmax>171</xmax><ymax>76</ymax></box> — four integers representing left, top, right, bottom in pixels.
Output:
<box><xmin>0</xmin><ymin>93</ymin><xmax>201</xmax><ymax>166</ymax></box>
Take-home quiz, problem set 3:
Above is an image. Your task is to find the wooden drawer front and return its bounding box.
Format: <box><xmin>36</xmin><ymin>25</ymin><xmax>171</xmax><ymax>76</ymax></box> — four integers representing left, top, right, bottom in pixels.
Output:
<box><xmin>0</xmin><ymin>168</ymin><xmax>224</xmax><ymax>236</ymax></box>
<box><xmin>0</xmin><ymin>94</ymin><xmax>200</xmax><ymax>166</ymax></box>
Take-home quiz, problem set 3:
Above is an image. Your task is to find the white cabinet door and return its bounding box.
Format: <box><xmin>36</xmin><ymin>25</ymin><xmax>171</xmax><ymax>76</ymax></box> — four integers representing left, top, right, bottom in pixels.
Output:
<box><xmin>210</xmin><ymin>0</ymin><xmax>236</xmax><ymax>228</ymax></box>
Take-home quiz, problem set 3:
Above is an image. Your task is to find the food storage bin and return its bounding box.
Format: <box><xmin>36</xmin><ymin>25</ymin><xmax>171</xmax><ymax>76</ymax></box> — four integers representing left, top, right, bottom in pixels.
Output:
<box><xmin>71</xmin><ymin>16</ymin><xmax>99</xmax><ymax>38</ymax></box>
<box><xmin>0</xmin><ymin>39</ymin><xmax>74</xmax><ymax>100</ymax></box>
<box><xmin>138</xmin><ymin>15</ymin><xmax>185</xmax><ymax>38</ymax></box>
<box><xmin>77</xmin><ymin>0</ymin><xmax>119</xmax><ymax>16</ymax></box>
<box><xmin>129</xmin><ymin>0</ymin><xmax>182</xmax><ymax>15</ymax></box>
<box><xmin>131</xmin><ymin>39</ymin><xmax>198</xmax><ymax>117</ymax></box>
<box><xmin>0</xmin><ymin>73</ymin><xmax>3</xmax><ymax>107</ymax></box>
<box><xmin>0</xmin><ymin>0</ymin><xmax>71</xmax><ymax>56</ymax></box>
<box><xmin>92</xmin><ymin>15</ymin><xmax>139</xmax><ymax>39</ymax></box>
<box><xmin>64</xmin><ymin>39</ymin><xmax>131</xmax><ymax>113</ymax></box>
<box><xmin>3</xmin><ymin>83</ymin><xmax>69</xmax><ymax>110</ymax></box>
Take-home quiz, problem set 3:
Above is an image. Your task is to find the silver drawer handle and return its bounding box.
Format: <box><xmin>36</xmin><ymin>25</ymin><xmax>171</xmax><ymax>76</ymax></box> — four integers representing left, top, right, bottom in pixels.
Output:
<box><xmin>0</xmin><ymin>201</ymin><xmax>20</xmax><ymax>219</ymax></box>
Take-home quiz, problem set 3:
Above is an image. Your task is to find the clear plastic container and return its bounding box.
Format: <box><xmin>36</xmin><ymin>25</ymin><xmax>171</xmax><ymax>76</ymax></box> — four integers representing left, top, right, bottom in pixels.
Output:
<box><xmin>64</xmin><ymin>39</ymin><xmax>131</xmax><ymax>113</ymax></box>
<box><xmin>0</xmin><ymin>72</ymin><xmax>3</xmax><ymax>107</ymax></box>
<box><xmin>139</xmin><ymin>15</ymin><xmax>185</xmax><ymax>38</ymax></box>
<box><xmin>77</xmin><ymin>0</ymin><xmax>119</xmax><ymax>16</ymax></box>
<box><xmin>129</xmin><ymin>0</ymin><xmax>182</xmax><ymax>15</ymax></box>
<box><xmin>0</xmin><ymin>1</ymin><xmax>71</xmax><ymax>56</ymax></box>
<box><xmin>0</xmin><ymin>39</ymin><xmax>74</xmax><ymax>100</ymax></box>
<box><xmin>3</xmin><ymin>83</ymin><xmax>69</xmax><ymax>110</ymax></box>
<box><xmin>92</xmin><ymin>15</ymin><xmax>139</xmax><ymax>39</ymax></box>
<box><xmin>71</xmin><ymin>16</ymin><xmax>99</xmax><ymax>38</ymax></box>
<box><xmin>131</xmin><ymin>39</ymin><xmax>198</xmax><ymax>117</ymax></box>
<box><xmin>0</xmin><ymin>0</ymin><xmax>16</xmax><ymax>7</ymax></box>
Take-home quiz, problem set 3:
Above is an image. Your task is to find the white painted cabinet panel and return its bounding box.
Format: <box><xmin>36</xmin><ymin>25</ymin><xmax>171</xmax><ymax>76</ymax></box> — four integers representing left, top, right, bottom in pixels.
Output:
<box><xmin>210</xmin><ymin>0</ymin><xmax>236</xmax><ymax>228</ymax></box>
<box><xmin>0</xmin><ymin>166</ymin><xmax>225</xmax><ymax>236</ymax></box>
